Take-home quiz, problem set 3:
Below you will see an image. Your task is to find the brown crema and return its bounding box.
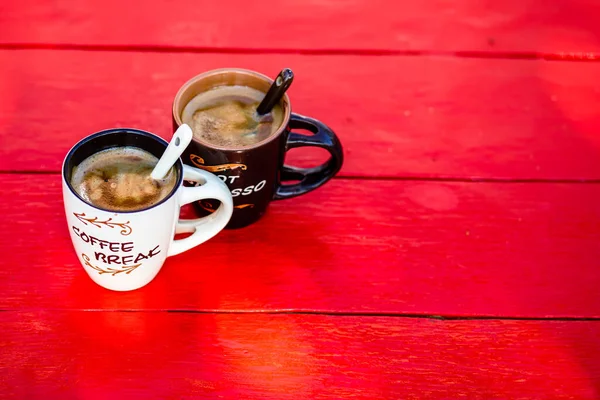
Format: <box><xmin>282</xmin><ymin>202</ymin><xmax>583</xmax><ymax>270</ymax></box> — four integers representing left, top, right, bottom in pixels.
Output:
<box><xmin>70</xmin><ymin>147</ymin><xmax>177</xmax><ymax>212</ymax></box>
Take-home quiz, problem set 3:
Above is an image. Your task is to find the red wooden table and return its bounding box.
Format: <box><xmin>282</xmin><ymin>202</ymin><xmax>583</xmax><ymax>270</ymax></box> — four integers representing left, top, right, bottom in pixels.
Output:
<box><xmin>2</xmin><ymin>1</ymin><xmax>600</xmax><ymax>398</ymax></box>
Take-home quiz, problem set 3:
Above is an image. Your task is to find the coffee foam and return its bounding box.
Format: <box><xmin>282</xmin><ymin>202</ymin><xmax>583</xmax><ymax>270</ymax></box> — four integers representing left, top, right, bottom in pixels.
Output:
<box><xmin>71</xmin><ymin>147</ymin><xmax>177</xmax><ymax>212</ymax></box>
<box><xmin>181</xmin><ymin>85</ymin><xmax>284</xmax><ymax>149</ymax></box>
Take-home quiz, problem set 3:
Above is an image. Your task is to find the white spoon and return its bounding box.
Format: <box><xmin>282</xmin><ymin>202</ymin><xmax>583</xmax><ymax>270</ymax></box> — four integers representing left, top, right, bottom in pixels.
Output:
<box><xmin>151</xmin><ymin>124</ymin><xmax>193</xmax><ymax>180</ymax></box>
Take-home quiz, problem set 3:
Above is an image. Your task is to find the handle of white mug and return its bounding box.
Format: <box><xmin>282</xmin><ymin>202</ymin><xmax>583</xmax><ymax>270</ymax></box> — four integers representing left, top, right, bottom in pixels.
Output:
<box><xmin>168</xmin><ymin>165</ymin><xmax>233</xmax><ymax>257</ymax></box>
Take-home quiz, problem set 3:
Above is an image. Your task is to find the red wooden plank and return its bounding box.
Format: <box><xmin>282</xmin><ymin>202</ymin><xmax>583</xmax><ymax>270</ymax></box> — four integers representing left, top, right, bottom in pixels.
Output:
<box><xmin>1</xmin><ymin>0</ymin><xmax>599</xmax><ymax>55</ymax></box>
<box><xmin>2</xmin><ymin>174</ymin><xmax>600</xmax><ymax>317</ymax></box>
<box><xmin>1</xmin><ymin>50</ymin><xmax>600</xmax><ymax>179</ymax></box>
<box><xmin>1</xmin><ymin>311</ymin><xmax>598</xmax><ymax>399</ymax></box>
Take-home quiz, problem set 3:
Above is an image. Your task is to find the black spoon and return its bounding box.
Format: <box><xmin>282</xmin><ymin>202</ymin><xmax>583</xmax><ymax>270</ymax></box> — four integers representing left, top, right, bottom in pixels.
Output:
<box><xmin>256</xmin><ymin>68</ymin><xmax>294</xmax><ymax>115</ymax></box>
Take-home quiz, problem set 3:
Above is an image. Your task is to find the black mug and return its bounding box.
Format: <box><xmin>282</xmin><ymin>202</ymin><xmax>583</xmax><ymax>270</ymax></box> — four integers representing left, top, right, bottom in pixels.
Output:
<box><xmin>172</xmin><ymin>68</ymin><xmax>343</xmax><ymax>229</ymax></box>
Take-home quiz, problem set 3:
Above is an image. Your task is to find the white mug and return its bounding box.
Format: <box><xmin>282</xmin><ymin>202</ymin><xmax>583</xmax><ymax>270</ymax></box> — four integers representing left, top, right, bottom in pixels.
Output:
<box><xmin>62</xmin><ymin>128</ymin><xmax>234</xmax><ymax>291</ymax></box>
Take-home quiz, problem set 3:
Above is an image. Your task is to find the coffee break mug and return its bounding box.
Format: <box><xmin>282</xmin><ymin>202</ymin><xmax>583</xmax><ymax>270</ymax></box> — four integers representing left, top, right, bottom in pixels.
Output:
<box><xmin>62</xmin><ymin>128</ymin><xmax>234</xmax><ymax>291</ymax></box>
<box><xmin>172</xmin><ymin>68</ymin><xmax>344</xmax><ymax>229</ymax></box>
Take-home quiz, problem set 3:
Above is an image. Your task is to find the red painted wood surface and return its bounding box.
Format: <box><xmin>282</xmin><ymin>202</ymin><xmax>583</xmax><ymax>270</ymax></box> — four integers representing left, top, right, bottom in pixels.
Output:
<box><xmin>1</xmin><ymin>0</ymin><xmax>600</xmax><ymax>56</ymax></box>
<box><xmin>2</xmin><ymin>174</ymin><xmax>600</xmax><ymax>317</ymax></box>
<box><xmin>2</xmin><ymin>311</ymin><xmax>600</xmax><ymax>399</ymax></box>
<box><xmin>2</xmin><ymin>50</ymin><xmax>600</xmax><ymax>179</ymax></box>
<box><xmin>2</xmin><ymin>1</ymin><xmax>600</xmax><ymax>398</ymax></box>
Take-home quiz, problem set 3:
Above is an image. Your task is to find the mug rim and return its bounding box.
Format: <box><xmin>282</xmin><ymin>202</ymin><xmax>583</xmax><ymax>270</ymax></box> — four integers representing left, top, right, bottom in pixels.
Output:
<box><xmin>172</xmin><ymin>67</ymin><xmax>292</xmax><ymax>152</ymax></box>
<box><xmin>62</xmin><ymin>128</ymin><xmax>184</xmax><ymax>214</ymax></box>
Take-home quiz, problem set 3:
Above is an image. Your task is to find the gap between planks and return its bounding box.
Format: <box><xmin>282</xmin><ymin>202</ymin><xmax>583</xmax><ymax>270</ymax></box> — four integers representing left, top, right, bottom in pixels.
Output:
<box><xmin>1</xmin><ymin>309</ymin><xmax>600</xmax><ymax>321</ymax></box>
<box><xmin>0</xmin><ymin>43</ymin><xmax>598</xmax><ymax>62</ymax></box>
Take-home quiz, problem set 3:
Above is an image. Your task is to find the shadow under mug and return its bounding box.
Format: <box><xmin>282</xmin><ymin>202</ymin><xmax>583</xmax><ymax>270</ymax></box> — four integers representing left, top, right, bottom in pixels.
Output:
<box><xmin>172</xmin><ymin>68</ymin><xmax>344</xmax><ymax>229</ymax></box>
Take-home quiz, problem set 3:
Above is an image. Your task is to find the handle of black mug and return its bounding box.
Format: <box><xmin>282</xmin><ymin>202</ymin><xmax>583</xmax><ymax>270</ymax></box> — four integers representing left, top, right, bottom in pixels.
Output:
<box><xmin>274</xmin><ymin>113</ymin><xmax>344</xmax><ymax>200</ymax></box>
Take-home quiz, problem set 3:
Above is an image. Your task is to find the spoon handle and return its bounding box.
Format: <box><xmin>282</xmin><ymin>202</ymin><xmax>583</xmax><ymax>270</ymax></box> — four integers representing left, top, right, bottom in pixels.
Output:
<box><xmin>151</xmin><ymin>124</ymin><xmax>193</xmax><ymax>180</ymax></box>
<box><xmin>256</xmin><ymin>68</ymin><xmax>294</xmax><ymax>115</ymax></box>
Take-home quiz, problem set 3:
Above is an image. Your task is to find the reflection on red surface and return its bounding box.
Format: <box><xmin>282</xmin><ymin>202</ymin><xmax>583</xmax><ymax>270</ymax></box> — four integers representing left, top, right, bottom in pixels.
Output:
<box><xmin>539</xmin><ymin>56</ymin><xmax>600</xmax><ymax>151</ymax></box>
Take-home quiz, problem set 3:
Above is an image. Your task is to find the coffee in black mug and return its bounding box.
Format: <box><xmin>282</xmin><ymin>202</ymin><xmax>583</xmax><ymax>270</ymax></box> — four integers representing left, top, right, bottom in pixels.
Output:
<box><xmin>172</xmin><ymin>68</ymin><xmax>344</xmax><ymax>228</ymax></box>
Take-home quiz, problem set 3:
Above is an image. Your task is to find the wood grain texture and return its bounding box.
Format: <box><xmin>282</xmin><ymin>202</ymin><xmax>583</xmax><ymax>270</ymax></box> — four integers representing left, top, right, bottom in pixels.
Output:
<box><xmin>3</xmin><ymin>3</ymin><xmax>599</xmax><ymax>396</ymax></box>
<box><xmin>1</xmin><ymin>50</ymin><xmax>600</xmax><ymax>179</ymax></box>
<box><xmin>1</xmin><ymin>0</ymin><xmax>599</xmax><ymax>55</ymax></box>
<box><xmin>1</xmin><ymin>311</ymin><xmax>599</xmax><ymax>399</ymax></box>
<box><xmin>2</xmin><ymin>174</ymin><xmax>600</xmax><ymax>317</ymax></box>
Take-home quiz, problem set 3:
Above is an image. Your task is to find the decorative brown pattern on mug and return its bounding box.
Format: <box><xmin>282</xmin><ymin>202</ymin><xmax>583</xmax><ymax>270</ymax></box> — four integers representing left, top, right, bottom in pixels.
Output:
<box><xmin>74</xmin><ymin>212</ymin><xmax>132</xmax><ymax>236</ymax></box>
<box><xmin>82</xmin><ymin>253</ymin><xmax>141</xmax><ymax>275</ymax></box>
<box><xmin>198</xmin><ymin>200</ymin><xmax>254</xmax><ymax>213</ymax></box>
<box><xmin>190</xmin><ymin>154</ymin><xmax>247</xmax><ymax>172</ymax></box>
